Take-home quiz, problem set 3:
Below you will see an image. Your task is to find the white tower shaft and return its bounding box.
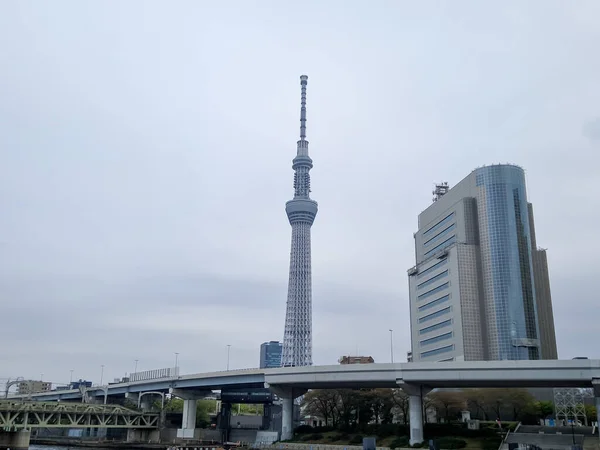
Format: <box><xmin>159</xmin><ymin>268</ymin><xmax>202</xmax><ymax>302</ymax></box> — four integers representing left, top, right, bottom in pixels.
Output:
<box><xmin>281</xmin><ymin>75</ymin><xmax>318</xmax><ymax>367</ymax></box>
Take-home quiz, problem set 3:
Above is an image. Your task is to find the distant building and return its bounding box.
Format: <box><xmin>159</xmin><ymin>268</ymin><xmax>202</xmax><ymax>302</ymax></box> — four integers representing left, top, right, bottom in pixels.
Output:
<box><xmin>17</xmin><ymin>380</ymin><xmax>52</xmax><ymax>394</ymax></box>
<box><xmin>338</xmin><ymin>356</ymin><xmax>375</xmax><ymax>365</ymax></box>
<box><xmin>260</xmin><ymin>341</ymin><xmax>283</xmax><ymax>368</ymax></box>
<box><xmin>70</xmin><ymin>379</ymin><xmax>92</xmax><ymax>390</ymax></box>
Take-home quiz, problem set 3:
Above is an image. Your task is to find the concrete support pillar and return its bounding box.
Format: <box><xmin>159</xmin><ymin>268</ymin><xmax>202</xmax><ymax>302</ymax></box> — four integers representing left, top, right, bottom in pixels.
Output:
<box><xmin>0</xmin><ymin>430</ymin><xmax>31</xmax><ymax>450</ymax></box>
<box><xmin>264</xmin><ymin>383</ymin><xmax>307</xmax><ymax>442</ymax></box>
<box><xmin>595</xmin><ymin>396</ymin><xmax>600</xmax><ymax>439</ymax></box>
<box><xmin>218</xmin><ymin>402</ymin><xmax>231</xmax><ymax>443</ymax></box>
<box><xmin>281</xmin><ymin>395</ymin><xmax>293</xmax><ymax>441</ymax></box>
<box><xmin>179</xmin><ymin>399</ymin><xmax>197</xmax><ymax>438</ymax></box>
<box><xmin>409</xmin><ymin>393</ymin><xmax>424</xmax><ymax>445</ymax></box>
<box><xmin>170</xmin><ymin>388</ymin><xmax>211</xmax><ymax>440</ymax></box>
<box><xmin>593</xmin><ymin>379</ymin><xmax>600</xmax><ymax>440</ymax></box>
<box><xmin>398</xmin><ymin>380</ymin><xmax>431</xmax><ymax>446</ymax></box>
<box><xmin>263</xmin><ymin>403</ymin><xmax>272</xmax><ymax>430</ymax></box>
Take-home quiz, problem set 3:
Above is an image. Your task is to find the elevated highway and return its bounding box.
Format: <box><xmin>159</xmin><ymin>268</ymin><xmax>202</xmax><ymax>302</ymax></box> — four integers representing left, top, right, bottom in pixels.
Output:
<box><xmin>9</xmin><ymin>359</ymin><xmax>600</xmax><ymax>445</ymax></box>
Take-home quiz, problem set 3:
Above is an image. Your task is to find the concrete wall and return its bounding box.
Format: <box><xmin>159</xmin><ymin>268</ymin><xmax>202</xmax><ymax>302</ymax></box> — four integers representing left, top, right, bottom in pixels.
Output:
<box><xmin>0</xmin><ymin>430</ymin><xmax>31</xmax><ymax>450</ymax></box>
<box><xmin>267</xmin><ymin>444</ymin><xmax>390</xmax><ymax>450</ymax></box>
<box><xmin>231</xmin><ymin>414</ymin><xmax>263</xmax><ymax>428</ymax></box>
<box><xmin>126</xmin><ymin>428</ymin><xmax>160</xmax><ymax>443</ymax></box>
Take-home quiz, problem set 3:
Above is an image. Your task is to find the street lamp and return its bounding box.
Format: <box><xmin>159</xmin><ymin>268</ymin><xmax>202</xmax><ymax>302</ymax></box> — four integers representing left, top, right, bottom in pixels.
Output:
<box><xmin>70</xmin><ymin>370</ymin><xmax>74</xmax><ymax>384</ymax></box>
<box><xmin>134</xmin><ymin>359</ymin><xmax>138</xmax><ymax>374</ymax></box>
<box><xmin>389</xmin><ymin>329</ymin><xmax>394</xmax><ymax>363</ymax></box>
<box><xmin>40</xmin><ymin>373</ymin><xmax>44</xmax><ymax>381</ymax></box>
<box><xmin>227</xmin><ymin>345</ymin><xmax>231</xmax><ymax>371</ymax></box>
<box><xmin>174</xmin><ymin>353</ymin><xmax>179</xmax><ymax>375</ymax></box>
<box><xmin>100</xmin><ymin>365</ymin><xmax>104</xmax><ymax>386</ymax></box>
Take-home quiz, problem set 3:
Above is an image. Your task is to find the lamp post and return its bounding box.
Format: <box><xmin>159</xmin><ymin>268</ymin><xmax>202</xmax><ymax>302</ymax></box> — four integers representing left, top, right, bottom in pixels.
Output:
<box><xmin>134</xmin><ymin>359</ymin><xmax>138</xmax><ymax>374</ymax></box>
<box><xmin>70</xmin><ymin>370</ymin><xmax>73</xmax><ymax>384</ymax></box>
<box><xmin>174</xmin><ymin>353</ymin><xmax>179</xmax><ymax>375</ymax></box>
<box><xmin>389</xmin><ymin>329</ymin><xmax>394</xmax><ymax>363</ymax></box>
<box><xmin>227</xmin><ymin>345</ymin><xmax>231</xmax><ymax>371</ymax></box>
<box><xmin>100</xmin><ymin>365</ymin><xmax>104</xmax><ymax>386</ymax></box>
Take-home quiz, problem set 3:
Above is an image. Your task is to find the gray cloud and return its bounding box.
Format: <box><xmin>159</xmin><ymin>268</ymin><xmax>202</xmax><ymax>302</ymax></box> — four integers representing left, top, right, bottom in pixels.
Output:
<box><xmin>1</xmin><ymin>0</ymin><xmax>599</xmax><ymax>386</ymax></box>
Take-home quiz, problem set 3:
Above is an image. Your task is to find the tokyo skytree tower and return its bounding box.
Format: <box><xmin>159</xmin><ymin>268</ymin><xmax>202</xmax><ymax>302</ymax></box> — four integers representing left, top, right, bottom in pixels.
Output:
<box><xmin>281</xmin><ymin>75</ymin><xmax>318</xmax><ymax>367</ymax></box>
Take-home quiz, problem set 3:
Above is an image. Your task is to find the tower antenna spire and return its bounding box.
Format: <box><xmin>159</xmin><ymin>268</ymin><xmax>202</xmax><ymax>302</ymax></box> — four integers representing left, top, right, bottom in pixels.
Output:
<box><xmin>300</xmin><ymin>74</ymin><xmax>308</xmax><ymax>141</ymax></box>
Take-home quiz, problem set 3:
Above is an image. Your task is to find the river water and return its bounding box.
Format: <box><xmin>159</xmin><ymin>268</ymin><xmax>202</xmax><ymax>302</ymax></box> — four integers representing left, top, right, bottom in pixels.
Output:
<box><xmin>32</xmin><ymin>446</ymin><xmax>134</xmax><ymax>450</ymax></box>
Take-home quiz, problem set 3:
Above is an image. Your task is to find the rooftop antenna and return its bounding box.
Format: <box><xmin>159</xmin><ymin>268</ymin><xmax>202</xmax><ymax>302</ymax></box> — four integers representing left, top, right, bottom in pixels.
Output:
<box><xmin>433</xmin><ymin>182</ymin><xmax>450</xmax><ymax>202</ymax></box>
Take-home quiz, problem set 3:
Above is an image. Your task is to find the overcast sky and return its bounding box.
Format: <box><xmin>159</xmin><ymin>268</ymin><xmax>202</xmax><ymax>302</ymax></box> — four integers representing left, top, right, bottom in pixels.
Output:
<box><xmin>1</xmin><ymin>1</ymin><xmax>599</xmax><ymax>388</ymax></box>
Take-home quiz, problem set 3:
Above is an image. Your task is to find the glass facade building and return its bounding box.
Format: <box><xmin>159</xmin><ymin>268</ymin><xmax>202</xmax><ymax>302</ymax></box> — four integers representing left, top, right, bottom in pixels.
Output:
<box><xmin>407</xmin><ymin>165</ymin><xmax>557</xmax><ymax>362</ymax></box>
<box><xmin>260</xmin><ymin>341</ymin><xmax>283</xmax><ymax>368</ymax></box>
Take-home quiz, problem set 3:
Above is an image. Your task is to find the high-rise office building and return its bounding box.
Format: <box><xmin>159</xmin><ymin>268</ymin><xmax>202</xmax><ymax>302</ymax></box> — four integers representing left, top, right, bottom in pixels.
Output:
<box><xmin>260</xmin><ymin>341</ymin><xmax>283</xmax><ymax>368</ymax></box>
<box><xmin>281</xmin><ymin>75</ymin><xmax>318</xmax><ymax>367</ymax></box>
<box><xmin>407</xmin><ymin>165</ymin><xmax>557</xmax><ymax>362</ymax></box>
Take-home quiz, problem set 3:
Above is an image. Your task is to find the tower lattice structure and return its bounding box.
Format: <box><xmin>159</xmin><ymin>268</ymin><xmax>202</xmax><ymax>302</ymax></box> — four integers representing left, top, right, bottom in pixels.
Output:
<box><xmin>553</xmin><ymin>388</ymin><xmax>590</xmax><ymax>425</ymax></box>
<box><xmin>281</xmin><ymin>75</ymin><xmax>318</xmax><ymax>367</ymax></box>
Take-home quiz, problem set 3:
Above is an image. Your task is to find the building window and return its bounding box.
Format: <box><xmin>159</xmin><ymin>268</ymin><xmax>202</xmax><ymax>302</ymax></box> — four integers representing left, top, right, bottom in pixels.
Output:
<box><xmin>423</xmin><ymin>212</ymin><xmax>455</xmax><ymax>238</ymax></box>
<box><xmin>417</xmin><ymin>282</ymin><xmax>449</xmax><ymax>301</ymax></box>
<box><xmin>417</xmin><ymin>270</ymin><xmax>449</xmax><ymax>290</ymax></box>
<box><xmin>420</xmin><ymin>344</ymin><xmax>454</xmax><ymax>358</ymax></box>
<box><xmin>420</xmin><ymin>331</ymin><xmax>453</xmax><ymax>347</ymax></box>
<box><xmin>424</xmin><ymin>235</ymin><xmax>456</xmax><ymax>257</ymax></box>
<box><xmin>416</xmin><ymin>258</ymin><xmax>448</xmax><ymax>279</ymax></box>
<box><xmin>419</xmin><ymin>319</ymin><xmax>452</xmax><ymax>335</ymax></box>
<box><xmin>418</xmin><ymin>306</ymin><xmax>452</xmax><ymax>324</ymax></box>
<box><xmin>424</xmin><ymin>224</ymin><xmax>457</xmax><ymax>247</ymax></box>
<box><xmin>418</xmin><ymin>294</ymin><xmax>450</xmax><ymax>312</ymax></box>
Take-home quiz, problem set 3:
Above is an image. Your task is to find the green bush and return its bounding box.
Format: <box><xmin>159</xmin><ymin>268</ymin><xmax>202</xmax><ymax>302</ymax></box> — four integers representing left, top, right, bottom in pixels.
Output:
<box><xmin>390</xmin><ymin>437</ymin><xmax>410</xmax><ymax>449</ymax></box>
<box><xmin>295</xmin><ymin>425</ymin><xmax>313</xmax><ymax>434</ymax></box>
<box><xmin>377</xmin><ymin>423</ymin><xmax>399</xmax><ymax>437</ymax></box>
<box><xmin>481</xmin><ymin>437</ymin><xmax>502</xmax><ymax>450</ymax></box>
<box><xmin>425</xmin><ymin>423</ymin><xmax>497</xmax><ymax>438</ymax></box>
<box><xmin>335</xmin><ymin>433</ymin><xmax>350</xmax><ymax>441</ymax></box>
<box><xmin>435</xmin><ymin>438</ymin><xmax>467</xmax><ymax>449</ymax></box>
<box><xmin>349</xmin><ymin>435</ymin><xmax>363</xmax><ymax>445</ymax></box>
<box><xmin>299</xmin><ymin>433</ymin><xmax>324</xmax><ymax>441</ymax></box>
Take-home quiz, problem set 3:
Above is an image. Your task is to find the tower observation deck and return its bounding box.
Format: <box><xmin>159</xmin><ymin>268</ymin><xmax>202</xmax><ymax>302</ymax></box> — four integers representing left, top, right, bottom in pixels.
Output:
<box><xmin>281</xmin><ymin>75</ymin><xmax>318</xmax><ymax>367</ymax></box>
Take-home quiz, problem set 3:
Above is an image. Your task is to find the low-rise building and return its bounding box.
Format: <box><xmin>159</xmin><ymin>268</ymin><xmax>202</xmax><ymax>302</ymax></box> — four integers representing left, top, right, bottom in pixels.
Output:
<box><xmin>338</xmin><ymin>355</ymin><xmax>375</xmax><ymax>365</ymax></box>
<box><xmin>17</xmin><ymin>380</ymin><xmax>52</xmax><ymax>394</ymax></box>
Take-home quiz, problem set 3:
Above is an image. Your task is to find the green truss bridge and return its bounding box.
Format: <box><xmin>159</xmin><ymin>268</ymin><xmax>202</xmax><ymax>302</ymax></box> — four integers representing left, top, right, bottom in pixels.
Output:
<box><xmin>0</xmin><ymin>400</ymin><xmax>159</xmax><ymax>430</ymax></box>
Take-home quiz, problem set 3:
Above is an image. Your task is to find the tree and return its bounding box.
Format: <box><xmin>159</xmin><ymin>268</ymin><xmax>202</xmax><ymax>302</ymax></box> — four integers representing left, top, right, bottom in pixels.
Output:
<box><xmin>422</xmin><ymin>394</ymin><xmax>436</xmax><ymax>424</ymax></box>
<box><xmin>483</xmin><ymin>388</ymin><xmax>507</xmax><ymax>421</ymax></box>
<box><xmin>302</xmin><ymin>389</ymin><xmax>339</xmax><ymax>426</ymax></box>
<box><xmin>428</xmin><ymin>390</ymin><xmax>464</xmax><ymax>421</ymax></box>
<box><xmin>392</xmin><ymin>389</ymin><xmax>410</xmax><ymax>425</ymax></box>
<box><xmin>584</xmin><ymin>404</ymin><xmax>597</xmax><ymax>423</ymax></box>
<box><xmin>464</xmin><ymin>389</ymin><xmax>491</xmax><ymax>420</ymax></box>
<box><xmin>335</xmin><ymin>389</ymin><xmax>359</xmax><ymax>430</ymax></box>
<box><xmin>369</xmin><ymin>389</ymin><xmax>394</xmax><ymax>424</ymax></box>
<box><xmin>535</xmin><ymin>401</ymin><xmax>554</xmax><ymax>419</ymax></box>
<box><xmin>505</xmin><ymin>389</ymin><xmax>535</xmax><ymax>421</ymax></box>
<box><xmin>165</xmin><ymin>397</ymin><xmax>184</xmax><ymax>412</ymax></box>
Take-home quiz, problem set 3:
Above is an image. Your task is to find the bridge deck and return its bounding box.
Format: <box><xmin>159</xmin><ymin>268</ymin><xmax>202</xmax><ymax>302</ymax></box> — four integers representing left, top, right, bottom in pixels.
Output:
<box><xmin>0</xmin><ymin>401</ymin><xmax>159</xmax><ymax>429</ymax></box>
